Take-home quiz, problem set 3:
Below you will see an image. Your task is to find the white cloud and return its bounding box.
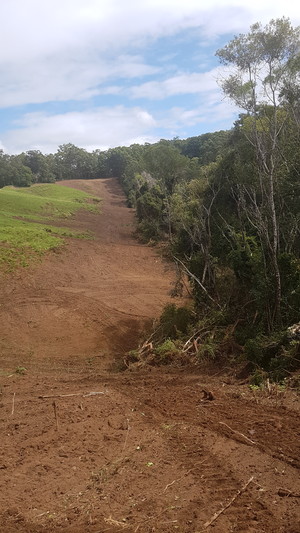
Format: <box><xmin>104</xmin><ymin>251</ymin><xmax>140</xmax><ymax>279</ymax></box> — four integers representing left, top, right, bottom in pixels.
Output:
<box><xmin>2</xmin><ymin>92</ymin><xmax>238</xmax><ymax>154</ymax></box>
<box><xmin>130</xmin><ymin>67</ymin><xmax>223</xmax><ymax>99</ymax></box>
<box><xmin>165</xmin><ymin>100</ymin><xmax>236</xmax><ymax>128</ymax></box>
<box><xmin>1</xmin><ymin>1</ymin><xmax>299</xmax><ymax>62</ymax></box>
<box><xmin>0</xmin><ymin>54</ymin><xmax>159</xmax><ymax>108</ymax></box>
<box><xmin>3</xmin><ymin>107</ymin><xmax>157</xmax><ymax>153</ymax></box>
<box><xmin>0</xmin><ymin>1</ymin><xmax>299</xmax><ymax>152</ymax></box>
<box><xmin>1</xmin><ymin>1</ymin><xmax>299</xmax><ymax>108</ymax></box>
<box><xmin>0</xmin><ymin>140</ymin><xmax>7</xmax><ymax>152</ymax></box>
<box><xmin>157</xmin><ymin>88</ymin><xmax>237</xmax><ymax>134</ymax></box>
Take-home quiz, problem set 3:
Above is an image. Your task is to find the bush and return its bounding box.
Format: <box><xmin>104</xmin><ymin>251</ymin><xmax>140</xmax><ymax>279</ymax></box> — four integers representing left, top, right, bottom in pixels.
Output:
<box><xmin>155</xmin><ymin>339</ymin><xmax>178</xmax><ymax>355</ymax></box>
<box><xmin>155</xmin><ymin>339</ymin><xmax>179</xmax><ymax>364</ymax></box>
<box><xmin>157</xmin><ymin>304</ymin><xmax>194</xmax><ymax>340</ymax></box>
<box><xmin>245</xmin><ymin>332</ymin><xmax>300</xmax><ymax>380</ymax></box>
<box><xmin>196</xmin><ymin>338</ymin><xmax>220</xmax><ymax>361</ymax></box>
<box><xmin>137</xmin><ymin>219</ymin><xmax>162</xmax><ymax>242</ymax></box>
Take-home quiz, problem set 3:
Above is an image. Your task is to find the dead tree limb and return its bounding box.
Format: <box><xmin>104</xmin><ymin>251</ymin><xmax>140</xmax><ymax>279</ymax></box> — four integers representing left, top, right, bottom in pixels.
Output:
<box><xmin>201</xmin><ymin>476</ymin><xmax>254</xmax><ymax>530</ymax></box>
<box><xmin>219</xmin><ymin>421</ymin><xmax>257</xmax><ymax>446</ymax></box>
<box><xmin>173</xmin><ymin>256</ymin><xmax>221</xmax><ymax>308</ymax></box>
<box><xmin>39</xmin><ymin>392</ymin><xmax>105</xmax><ymax>399</ymax></box>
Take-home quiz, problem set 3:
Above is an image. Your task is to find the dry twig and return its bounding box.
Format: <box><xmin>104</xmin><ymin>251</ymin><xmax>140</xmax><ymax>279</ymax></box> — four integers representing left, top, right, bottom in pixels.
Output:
<box><xmin>278</xmin><ymin>488</ymin><xmax>300</xmax><ymax>498</ymax></box>
<box><xmin>122</xmin><ymin>418</ymin><xmax>130</xmax><ymax>454</ymax></box>
<box><xmin>163</xmin><ymin>460</ymin><xmax>207</xmax><ymax>492</ymax></box>
<box><xmin>219</xmin><ymin>421</ymin><xmax>256</xmax><ymax>445</ymax></box>
<box><xmin>104</xmin><ymin>516</ymin><xmax>128</xmax><ymax>528</ymax></box>
<box><xmin>200</xmin><ymin>476</ymin><xmax>254</xmax><ymax>530</ymax></box>
<box><xmin>52</xmin><ymin>400</ymin><xmax>59</xmax><ymax>431</ymax></box>
<box><xmin>11</xmin><ymin>393</ymin><xmax>16</xmax><ymax>416</ymax></box>
<box><xmin>39</xmin><ymin>391</ymin><xmax>105</xmax><ymax>399</ymax></box>
<box><xmin>173</xmin><ymin>256</ymin><xmax>221</xmax><ymax>308</ymax></box>
<box><xmin>164</xmin><ymin>467</ymin><xmax>194</xmax><ymax>492</ymax></box>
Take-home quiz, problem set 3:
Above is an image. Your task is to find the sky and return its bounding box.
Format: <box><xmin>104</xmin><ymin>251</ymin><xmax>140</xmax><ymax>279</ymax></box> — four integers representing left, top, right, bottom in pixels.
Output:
<box><xmin>0</xmin><ymin>0</ymin><xmax>299</xmax><ymax>154</ymax></box>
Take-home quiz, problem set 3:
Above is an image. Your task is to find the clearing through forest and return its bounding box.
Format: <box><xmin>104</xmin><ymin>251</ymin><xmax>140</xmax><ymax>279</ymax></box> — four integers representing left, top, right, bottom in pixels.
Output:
<box><xmin>0</xmin><ymin>178</ymin><xmax>299</xmax><ymax>533</ymax></box>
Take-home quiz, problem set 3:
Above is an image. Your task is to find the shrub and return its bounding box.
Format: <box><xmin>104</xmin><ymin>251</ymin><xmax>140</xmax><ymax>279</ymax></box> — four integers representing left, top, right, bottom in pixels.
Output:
<box><xmin>155</xmin><ymin>339</ymin><xmax>178</xmax><ymax>355</ymax></box>
<box><xmin>155</xmin><ymin>339</ymin><xmax>179</xmax><ymax>364</ymax></box>
<box><xmin>245</xmin><ymin>332</ymin><xmax>300</xmax><ymax>380</ymax></box>
<box><xmin>157</xmin><ymin>304</ymin><xmax>194</xmax><ymax>340</ymax></box>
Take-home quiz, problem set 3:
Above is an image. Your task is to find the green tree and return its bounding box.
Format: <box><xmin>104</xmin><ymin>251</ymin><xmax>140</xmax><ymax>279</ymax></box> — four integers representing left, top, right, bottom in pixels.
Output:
<box><xmin>55</xmin><ymin>144</ymin><xmax>96</xmax><ymax>180</ymax></box>
<box><xmin>216</xmin><ymin>17</ymin><xmax>300</xmax><ymax>328</ymax></box>
<box><xmin>7</xmin><ymin>157</ymin><xmax>33</xmax><ymax>187</ymax></box>
<box><xmin>21</xmin><ymin>150</ymin><xmax>56</xmax><ymax>183</ymax></box>
<box><xmin>0</xmin><ymin>150</ymin><xmax>10</xmax><ymax>188</ymax></box>
<box><xmin>143</xmin><ymin>140</ymin><xmax>190</xmax><ymax>195</ymax></box>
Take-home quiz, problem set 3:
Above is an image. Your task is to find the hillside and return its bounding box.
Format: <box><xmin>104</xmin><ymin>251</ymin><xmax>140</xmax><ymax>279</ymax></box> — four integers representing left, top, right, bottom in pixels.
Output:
<box><xmin>0</xmin><ymin>178</ymin><xmax>299</xmax><ymax>533</ymax></box>
<box><xmin>0</xmin><ymin>178</ymin><xmax>176</xmax><ymax>367</ymax></box>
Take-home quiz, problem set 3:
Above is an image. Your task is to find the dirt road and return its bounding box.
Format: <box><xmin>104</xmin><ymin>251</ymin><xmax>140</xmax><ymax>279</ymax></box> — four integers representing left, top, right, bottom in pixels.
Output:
<box><xmin>0</xmin><ymin>179</ymin><xmax>299</xmax><ymax>532</ymax></box>
<box><xmin>0</xmin><ymin>178</ymin><xmax>176</xmax><ymax>370</ymax></box>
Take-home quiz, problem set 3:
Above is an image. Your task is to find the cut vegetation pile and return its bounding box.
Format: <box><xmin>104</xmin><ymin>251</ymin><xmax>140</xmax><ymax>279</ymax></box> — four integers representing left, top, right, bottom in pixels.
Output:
<box><xmin>0</xmin><ymin>183</ymin><xmax>100</xmax><ymax>271</ymax></box>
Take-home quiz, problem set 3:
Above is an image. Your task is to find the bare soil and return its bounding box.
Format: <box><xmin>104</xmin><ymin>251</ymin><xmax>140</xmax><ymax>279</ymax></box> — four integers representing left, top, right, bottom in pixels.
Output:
<box><xmin>0</xmin><ymin>178</ymin><xmax>299</xmax><ymax>533</ymax></box>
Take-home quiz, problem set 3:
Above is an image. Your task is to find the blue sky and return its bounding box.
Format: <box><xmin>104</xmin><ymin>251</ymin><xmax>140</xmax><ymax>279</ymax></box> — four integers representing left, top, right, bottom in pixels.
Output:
<box><xmin>0</xmin><ymin>0</ymin><xmax>299</xmax><ymax>154</ymax></box>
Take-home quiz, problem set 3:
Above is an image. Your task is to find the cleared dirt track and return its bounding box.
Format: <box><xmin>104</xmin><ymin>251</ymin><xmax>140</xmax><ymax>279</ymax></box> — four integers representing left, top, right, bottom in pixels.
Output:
<box><xmin>0</xmin><ymin>178</ymin><xmax>176</xmax><ymax>369</ymax></box>
<box><xmin>0</xmin><ymin>179</ymin><xmax>299</xmax><ymax>533</ymax></box>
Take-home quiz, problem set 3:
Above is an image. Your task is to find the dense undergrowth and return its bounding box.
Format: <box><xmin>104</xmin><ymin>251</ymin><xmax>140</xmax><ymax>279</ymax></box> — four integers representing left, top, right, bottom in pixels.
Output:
<box><xmin>119</xmin><ymin>19</ymin><xmax>300</xmax><ymax>382</ymax></box>
<box><xmin>124</xmin><ymin>302</ymin><xmax>300</xmax><ymax>386</ymax></box>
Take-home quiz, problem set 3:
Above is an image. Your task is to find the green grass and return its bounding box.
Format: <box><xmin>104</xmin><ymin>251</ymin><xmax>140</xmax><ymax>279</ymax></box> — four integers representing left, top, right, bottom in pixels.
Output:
<box><xmin>0</xmin><ymin>183</ymin><xmax>101</xmax><ymax>272</ymax></box>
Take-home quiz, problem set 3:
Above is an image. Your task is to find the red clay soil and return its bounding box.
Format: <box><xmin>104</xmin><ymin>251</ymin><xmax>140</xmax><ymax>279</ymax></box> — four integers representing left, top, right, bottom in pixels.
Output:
<box><xmin>0</xmin><ymin>178</ymin><xmax>299</xmax><ymax>533</ymax></box>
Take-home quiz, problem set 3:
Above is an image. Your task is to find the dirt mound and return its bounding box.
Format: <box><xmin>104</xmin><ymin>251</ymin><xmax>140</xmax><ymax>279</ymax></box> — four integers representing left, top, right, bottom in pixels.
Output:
<box><xmin>0</xmin><ymin>179</ymin><xmax>299</xmax><ymax>532</ymax></box>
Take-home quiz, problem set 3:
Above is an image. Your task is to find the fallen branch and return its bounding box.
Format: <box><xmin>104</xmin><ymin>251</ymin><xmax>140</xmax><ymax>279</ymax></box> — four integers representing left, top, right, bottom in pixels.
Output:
<box><xmin>182</xmin><ymin>328</ymin><xmax>209</xmax><ymax>350</ymax></box>
<box><xmin>140</xmin><ymin>342</ymin><xmax>153</xmax><ymax>353</ymax></box>
<box><xmin>39</xmin><ymin>391</ymin><xmax>105</xmax><ymax>399</ymax></box>
<box><xmin>163</xmin><ymin>460</ymin><xmax>207</xmax><ymax>492</ymax></box>
<box><xmin>201</xmin><ymin>476</ymin><xmax>254</xmax><ymax>530</ymax></box>
<box><xmin>182</xmin><ymin>341</ymin><xmax>194</xmax><ymax>354</ymax></box>
<box><xmin>142</xmin><ymin>323</ymin><xmax>164</xmax><ymax>345</ymax></box>
<box><xmin>173</xmin><ymin>256</ymin><xmax>221</xmax><ymax>309</ymax></box>
<box><xmin>278</xmin><ymin>488</ymin><xmax>300</xmax><ymax>498</ymax></box>
<box><xmin>164</xmin><ymin>467</ymin><xmax>194</xmax><ymax>492</ymax></box>
<box><xmin>84</xmin><ymin>392</ymin><xmax>106</xmax><ymax>397</ymax></box>
<box><xmin>219</xmin><ymin>421</ymin><xmax>256</xmax><ymax>446</ymax></box>
<box><xmin>183</xmin><ymin>335</ymin><xmax>209</xmax><ymax>355</ymax></box>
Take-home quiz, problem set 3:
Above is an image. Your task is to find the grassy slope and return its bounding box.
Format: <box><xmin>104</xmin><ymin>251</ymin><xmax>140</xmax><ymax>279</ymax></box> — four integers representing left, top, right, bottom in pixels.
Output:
<box><xmin>0</xmin><ymin>183</ymin><xmax>101</xmax><ymax>271</ymax></box>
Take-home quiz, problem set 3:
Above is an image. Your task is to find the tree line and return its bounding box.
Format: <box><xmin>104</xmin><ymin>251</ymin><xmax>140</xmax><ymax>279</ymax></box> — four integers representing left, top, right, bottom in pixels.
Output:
<box><xmin>0</xmin><ymin>130</ymin><xmax>228</xmax><ymax>189</ymax></box>
<box><xmin>1</xmin><ymin>17</ymin><xmax>299</xmax><ymax>379</ymax></box>
<box><xmin>121</xmin><ymin>18</ymin><xmax>300</xmax><ymax>378</ymax></box>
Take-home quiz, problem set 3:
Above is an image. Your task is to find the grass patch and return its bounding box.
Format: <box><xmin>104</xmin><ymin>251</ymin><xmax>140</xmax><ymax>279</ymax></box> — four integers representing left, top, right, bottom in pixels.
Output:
<box><xmin>1</xmin><ymin>183</ymin><xmax>99</xmax><ymax>219</ymax></box>
<box><xmin>0</xmin><ymin>183</ymin><xmax>101</xmax><ymax>271</ymax></box>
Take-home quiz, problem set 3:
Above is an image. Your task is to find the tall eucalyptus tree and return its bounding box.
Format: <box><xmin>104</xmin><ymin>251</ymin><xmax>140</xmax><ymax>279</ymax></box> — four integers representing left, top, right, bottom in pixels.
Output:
<box><xmin>216</xmin><ymin>17</ymin><xmax>300</xmax><ymax>327</ymax></box>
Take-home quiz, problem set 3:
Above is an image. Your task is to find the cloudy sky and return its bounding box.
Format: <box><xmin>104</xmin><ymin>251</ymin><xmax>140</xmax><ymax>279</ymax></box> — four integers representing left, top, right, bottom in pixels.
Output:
<box><xmin>0</xmin><ymin>0</ymin><xmax>299</xmax><ymax>154</ymax></box>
